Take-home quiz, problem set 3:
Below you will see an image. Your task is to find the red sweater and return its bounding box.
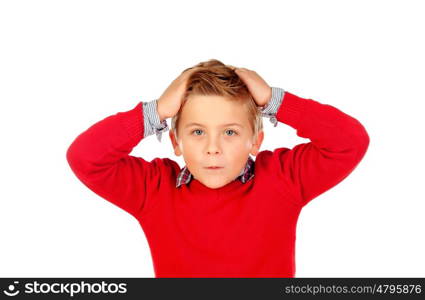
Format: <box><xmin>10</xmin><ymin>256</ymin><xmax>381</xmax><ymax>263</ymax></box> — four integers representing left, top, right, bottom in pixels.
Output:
<box><xmin>66</xmin><ymin>91</ymin><xmax>369</xmax><ymax>277</ymax></box>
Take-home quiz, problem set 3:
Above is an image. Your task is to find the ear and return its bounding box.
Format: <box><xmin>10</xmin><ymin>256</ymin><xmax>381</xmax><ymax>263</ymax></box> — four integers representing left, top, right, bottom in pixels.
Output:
<box><xmin>250</xmin><ymin>130</ymin><xmax>264</xmax><ymax>156</ymax></box>
<box><xmin>169</xmin><ymin>130</ymin><xmax>182</xmax><ymax>156</ymax></box>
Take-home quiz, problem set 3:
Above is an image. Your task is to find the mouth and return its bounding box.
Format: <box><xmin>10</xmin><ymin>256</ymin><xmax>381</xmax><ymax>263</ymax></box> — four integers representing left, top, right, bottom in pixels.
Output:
<box><xmin>205</xmin><ymin>166</ymin><xmax>223</xmax><ymax>170</ymax></box>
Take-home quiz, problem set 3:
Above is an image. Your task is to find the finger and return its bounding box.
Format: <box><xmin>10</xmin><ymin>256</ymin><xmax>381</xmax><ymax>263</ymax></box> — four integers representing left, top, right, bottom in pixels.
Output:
<box><xmin>228</xmin><ymin>65</ymin><xmax>237</xmax><ymax>71</ymax></box>
<box><xmin>235</xmin><ymin>68</ymin><xmax>248</xmax><ymax>72</ymax></box>
<box><xmin>235</xmin><ymin>69</ymin><xmax>249</xmax><ymax>77</ymax></box>
<box><xmin>236</xmin><ymin>69</ymin><xmax>255</xmax><ymax>81</ymax></box>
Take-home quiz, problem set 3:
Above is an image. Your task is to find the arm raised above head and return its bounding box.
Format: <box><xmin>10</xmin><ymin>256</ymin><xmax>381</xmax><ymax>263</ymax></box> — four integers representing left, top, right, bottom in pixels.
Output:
<box><xmin>259</xmin><ymin>87</ymin><xmax>370</xmax><ymax>207</ymax></box>
<box><xmin>66</xmin><ymin>99</ymin><xmax>173</xmax><ymax>220</ymax></box>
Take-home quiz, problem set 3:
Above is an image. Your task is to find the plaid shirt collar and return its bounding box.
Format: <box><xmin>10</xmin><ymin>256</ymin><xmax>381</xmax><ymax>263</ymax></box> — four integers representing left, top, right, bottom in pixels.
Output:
<box><xmin>176</xmin><ymin>155</ymin><xmax>255</xmax><ymax>188</ymax></box>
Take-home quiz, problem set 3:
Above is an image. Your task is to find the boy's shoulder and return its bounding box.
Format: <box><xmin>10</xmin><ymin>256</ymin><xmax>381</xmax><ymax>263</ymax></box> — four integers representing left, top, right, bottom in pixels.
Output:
<box><xmin>255</xmin><ymin>147</ymin><xmax>298</xmax><ymax>186</ymax></box>
<box><xmin>142</xmin><ymin>156</ymin><xmax>182</xmax><ymax>178</ymax></box>
<box><xmin>255</xmin><ymin>147</ymin><xmax>292</xmax><ymax>170</ymax></box>
<box><xmin>255</xmin><ymin>147</ymin><xmax>302</xmax><ymax>202</ymax></box>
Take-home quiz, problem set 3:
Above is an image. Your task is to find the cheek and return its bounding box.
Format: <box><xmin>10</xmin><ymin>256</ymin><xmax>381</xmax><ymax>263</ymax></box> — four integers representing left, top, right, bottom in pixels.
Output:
<box><xmin>224</xmin><ymin>141</ymin><xmax>252</xmax><ymax>160</ymax></box>
<box><xmin>180</xmin><ymin>138</ymin><xmax>196</xmax><ymax>150</ymax></box>
<box><xmin>244</xmin><ymin>138</ymin><xmax>254</xmax><ymax>149</ymax></box>
<box><xmin>179</xmin><ymin>139</ymin><xmax>199</xmax><ymax>158</ymax></box>
<box><xmin>234</xmin><ymin>137</ymin><xmax>254</xmax><ymax>152</ymax></box>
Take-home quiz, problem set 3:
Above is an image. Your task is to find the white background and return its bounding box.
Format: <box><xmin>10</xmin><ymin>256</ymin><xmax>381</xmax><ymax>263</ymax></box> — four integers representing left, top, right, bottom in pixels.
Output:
<box><xmin>1</xmin><ymin>0</ymin><xmax>424</xmax><ymax>277</ymax></box>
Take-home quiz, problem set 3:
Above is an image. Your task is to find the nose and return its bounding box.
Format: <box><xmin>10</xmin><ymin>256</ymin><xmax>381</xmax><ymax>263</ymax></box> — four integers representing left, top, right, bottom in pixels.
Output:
<box><xmin>206</xmin><ymin>136</ymin><xmax>221</xmax><ymax>155</ymax></box>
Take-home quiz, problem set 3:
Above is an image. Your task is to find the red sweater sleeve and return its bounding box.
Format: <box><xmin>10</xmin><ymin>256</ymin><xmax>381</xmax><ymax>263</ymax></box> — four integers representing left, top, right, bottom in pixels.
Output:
<box><xmin>266</xmin><ymin>91</ymin><xmax>370</xmax><ymax>207</ymax></box>
<box><xmin>66</xmin><ymin>102</ymin><xmax>170</xmax><ymax>220</ymax></box>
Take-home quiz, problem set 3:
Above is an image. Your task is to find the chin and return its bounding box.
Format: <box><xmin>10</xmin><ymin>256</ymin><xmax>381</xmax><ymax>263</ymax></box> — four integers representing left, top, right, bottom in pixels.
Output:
<box><xmin>208</xmin><ymin>183</ymin><xmax>226</xmax><ymax>189</ymax></box>
<box><xmin>202</xmin><ymin>179</ymin><xmax>228</xmax><ymax>189</ymax></box>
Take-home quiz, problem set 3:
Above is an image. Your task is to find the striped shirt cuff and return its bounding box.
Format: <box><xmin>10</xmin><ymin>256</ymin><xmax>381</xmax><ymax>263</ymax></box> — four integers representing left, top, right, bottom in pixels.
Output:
<box><xmin>260</xmin><ymin>87</ymin><xmax>285</xmax><ymax>127</ymax></box>
<box><xmin>142</xmin><ymin>99</ymin><xmax>169</xmax><ymax>142</ymax></box>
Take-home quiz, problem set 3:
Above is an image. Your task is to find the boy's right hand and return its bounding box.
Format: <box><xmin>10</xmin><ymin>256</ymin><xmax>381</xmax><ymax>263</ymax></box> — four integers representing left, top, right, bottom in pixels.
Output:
<box><xmin>157</xmin><ymin>67</ymin><xmax>200</xmax><ymax>121</ymax></box>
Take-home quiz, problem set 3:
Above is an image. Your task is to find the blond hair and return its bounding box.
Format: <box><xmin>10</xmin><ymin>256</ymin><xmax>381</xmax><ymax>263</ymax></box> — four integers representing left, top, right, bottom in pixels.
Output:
<box><xmin>171</xmin><ymin>59</ymin><xmax>263</xmax><ymax>141</ymax></box>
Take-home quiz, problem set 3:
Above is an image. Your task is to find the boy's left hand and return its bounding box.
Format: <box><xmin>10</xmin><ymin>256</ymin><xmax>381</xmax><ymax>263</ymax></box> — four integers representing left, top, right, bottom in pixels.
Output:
<box><xmin>234</xmin><ymin>68</ymin><xmax>272</xmax><ymax>107</ymax></box>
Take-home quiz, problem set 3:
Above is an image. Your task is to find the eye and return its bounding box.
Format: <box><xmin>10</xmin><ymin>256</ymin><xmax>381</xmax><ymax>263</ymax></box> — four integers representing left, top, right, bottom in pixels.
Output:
<box><xmin>192</xmin><ymin>129</ymin><xmax>203</xmax><ymax>136</ymax></box>
<box><xmin>225</xmin><ymin>129</ymin><xmax>238</xmax><ymax>136</ymax></box>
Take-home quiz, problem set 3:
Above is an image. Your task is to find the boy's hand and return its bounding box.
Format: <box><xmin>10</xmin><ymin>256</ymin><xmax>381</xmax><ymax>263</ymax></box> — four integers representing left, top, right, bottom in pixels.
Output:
<box><xmin>234</xmin><ymin>68</ymin><xmax>272</xmax><ymax>108</ymax></box>
<box><xmin>157</xmin><ymin>67</ymin><xmax>200</xmax><ymax>121</ymax></box>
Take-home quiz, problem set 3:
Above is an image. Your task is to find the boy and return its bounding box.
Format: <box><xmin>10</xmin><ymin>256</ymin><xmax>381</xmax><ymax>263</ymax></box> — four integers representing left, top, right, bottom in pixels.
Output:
<box><xmin>66</xmin><ymin>59</ymin><xmax>369</xmax><ymax>277</ymax></box>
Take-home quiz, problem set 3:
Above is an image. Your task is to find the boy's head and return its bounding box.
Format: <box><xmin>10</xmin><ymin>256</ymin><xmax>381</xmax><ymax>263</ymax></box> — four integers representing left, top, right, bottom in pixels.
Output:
<box><xmin>169</xmin><ymin>59</ymin><xmax>265</xmax><ymax>189</ymax></box>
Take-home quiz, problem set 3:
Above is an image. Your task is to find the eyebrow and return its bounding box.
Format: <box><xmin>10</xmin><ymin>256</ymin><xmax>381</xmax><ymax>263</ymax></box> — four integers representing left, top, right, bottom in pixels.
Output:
<box><xmin>184</xmin><ymin>122</ymin><xmax>243</xmax><ymax>128</ymax></box>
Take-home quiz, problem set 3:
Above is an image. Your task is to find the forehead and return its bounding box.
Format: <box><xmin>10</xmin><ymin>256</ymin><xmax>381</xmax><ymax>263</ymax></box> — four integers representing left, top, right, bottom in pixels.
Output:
<box><xmin>180</xmin><ymin>95</ymin><xmax>249</xmax><ymax>127</ymax></box>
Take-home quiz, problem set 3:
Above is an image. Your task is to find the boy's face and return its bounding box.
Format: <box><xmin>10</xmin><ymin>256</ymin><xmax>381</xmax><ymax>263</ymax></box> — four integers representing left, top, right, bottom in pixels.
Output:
<box><xmin>170</xmin><ymin>95</ymin><xmax>264</xmax><ymax>189</ymax></box>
